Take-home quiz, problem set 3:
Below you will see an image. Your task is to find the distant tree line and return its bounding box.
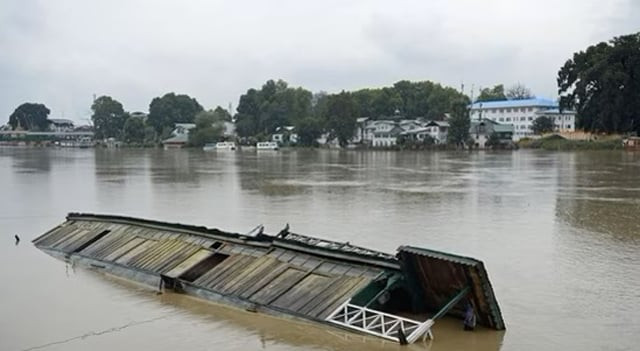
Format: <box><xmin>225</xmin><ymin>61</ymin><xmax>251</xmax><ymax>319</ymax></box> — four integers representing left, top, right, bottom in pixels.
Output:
<box><xmin>88</xmin><ymin>93</ymin><xmax>231</xmax><ymax>146</ymax></box>
<box><xmin>8</xmin><ymin>31</ymin><xmax>637</xmax><ymax>149</ymax></box>
<box><xmin>235</xmin><ymin>79</ymin><xmax>468</xmax><ymax>146</ymax></box>
<box><xmin>475</xmin><ymin>83</ymin><xmax>534</xmax><ymax>102</ymax></box>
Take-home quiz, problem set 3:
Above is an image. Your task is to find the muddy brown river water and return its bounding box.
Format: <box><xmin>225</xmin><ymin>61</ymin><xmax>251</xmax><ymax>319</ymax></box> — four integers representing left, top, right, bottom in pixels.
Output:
<box><xmin>1</xmin><ymin>148</ymin><xmax>638</xmax><ymax>351</ymax></box>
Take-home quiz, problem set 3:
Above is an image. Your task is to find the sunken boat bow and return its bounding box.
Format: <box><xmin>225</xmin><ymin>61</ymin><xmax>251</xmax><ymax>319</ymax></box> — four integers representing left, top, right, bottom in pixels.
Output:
<box><xmin>33</xmin><ymin>213</ymin><xmax>505</xmax><ymax>344</ymax></box>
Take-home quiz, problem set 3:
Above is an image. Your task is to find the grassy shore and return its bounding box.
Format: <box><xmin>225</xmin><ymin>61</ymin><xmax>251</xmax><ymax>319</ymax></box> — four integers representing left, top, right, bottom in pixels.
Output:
<box><xmin>518</xmin><ymin>136</ymin><xmax>623</xmax><ymax>150</ymax></box>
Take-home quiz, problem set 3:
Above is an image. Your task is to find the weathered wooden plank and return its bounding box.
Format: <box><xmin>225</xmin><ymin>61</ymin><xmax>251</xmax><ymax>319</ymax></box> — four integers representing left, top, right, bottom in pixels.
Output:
<box><xmin>249</xmin><ymin>268</ymin><xmax>306</xmax><ymax>305</ymax></box>
<box><xmin>208</xmin><ymin>255</ymin><xmax>257</xmax><ymax>291</ymax></box>
<box><xmin>296</xmin><ymin>276</ymin><xmax>352</xmax><ymax>316</ymax></box>
<box><xmin>165</xmin><ymin>249</ymin><xmax>213</xmax><ymax>278</ymax></box>
<box><xmin>139</xmin><ymin>241</ymin><xmax>190</xmax><ymax>272</ymax></box>
<box><xmin>36</xmin><ymin>224</ymin><xmax>77</xmax><ymax>247</ymax></box>
<box><xmin>115</xmin><ymin>240</ymin><xmax>157</xmax><ymax>266</ymax></box>
<box><xmin>61</xmin><ymin>230</ymin><xmax>102</xmax><ymax>253</ymax></box>
<box><xmin>217</xmin><ymin>255</ymin><xmax>277</xmax><ymax>294</ymax></box>
<box><xmin>157</xmin><ymin>244</ymin><xmax>202</xmax><ymax>274</ymax></box>
<box><xmin>87</xmin><ymin>235</ymin><xmax>130</xmax><ymax>258</ymax></box>
<box><xmin>238</xmin><ymin>263</ymin><xmax>290</xmax><ymax>299</ymax></box>
<box><xmin>193</xmin><ymin>254</ymin><xmax>245</xmax><ymax>287</ymax></box>
<box><xmin>228</xmin><ymin>258</ymin><xmax>283</xmax><ymax>296</ymax></box>
<box><xmin>309</xmin><ymin>276</ymin><xmax>369</xmax><ymax>319</ymax></box>
<box><xmin>49</xmin><ymin>228</ymin><xmax>87</xmax><ymax>250</ymax></box>
<box><xmin>288</xmin><ymin>254</ymin><xmax>310</xmax><ymax>268</ymax></box>
<box><xmin>271</xmin><ymin>273</ymin><xmax>333</xmax><ymax>312</ymax></box>
<box><xmin>130</xmin><ymin>240</ymin><xmax>178</xmax><ymax>269</ymax></box>
<box><xmin>103</xmin><ymin>237</ymin><xmax>145</xmax><ymax>262</ymax></box>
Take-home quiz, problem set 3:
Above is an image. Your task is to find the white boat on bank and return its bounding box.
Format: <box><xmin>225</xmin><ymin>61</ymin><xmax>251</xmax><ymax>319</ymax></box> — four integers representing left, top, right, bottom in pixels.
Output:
<box><xmin>203</xmin><ymin>142</ymin><xmax>237</xmax><ymax>151</ymax></box>
<box><xmin>256</xmin><ymin>141</ymin><xmax>279</xmax><ymax>150</ymax></box>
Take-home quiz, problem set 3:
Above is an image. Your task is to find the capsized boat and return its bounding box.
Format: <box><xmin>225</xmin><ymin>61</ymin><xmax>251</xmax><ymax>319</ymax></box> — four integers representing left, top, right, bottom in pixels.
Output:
<box><xmin>33</xmin><ymin>213</ymin><xmax>504</xmax><ymax>344</ymax></box>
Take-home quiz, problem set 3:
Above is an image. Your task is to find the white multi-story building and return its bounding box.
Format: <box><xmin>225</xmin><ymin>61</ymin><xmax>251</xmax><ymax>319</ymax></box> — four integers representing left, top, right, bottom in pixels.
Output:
<box><xmin>47</xmin><ymin>119</ymin><xmax>75</xmax><ymax>132</ymax></box>
<box><xmin>469</xmin><ymin>98</ymin><xmax>576</xmax><ymax>141</ymax></box>
<box><xmin>364</xmin><ymin>120</ymin><xmax>403</xmax><ymax>147</ymax></box>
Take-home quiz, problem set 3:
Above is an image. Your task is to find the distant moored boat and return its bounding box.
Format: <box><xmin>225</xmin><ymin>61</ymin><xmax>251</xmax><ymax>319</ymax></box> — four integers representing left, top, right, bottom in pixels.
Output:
<box><xmin>256</xmin><ymin>141</ymin><xmax>279</xmax><ymax>150</ymax></box>
<box><xmin>203</xmin><ymin>142</ymin><xmax>237</xmax><ymax>151</ymax></box>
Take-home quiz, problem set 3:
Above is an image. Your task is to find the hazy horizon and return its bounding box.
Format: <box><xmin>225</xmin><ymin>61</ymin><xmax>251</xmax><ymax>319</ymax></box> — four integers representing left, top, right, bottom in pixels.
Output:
<box><xmin>2</xmin><ymin>0</ymin><xmax>638</xmax><ymax>124</ymax></box>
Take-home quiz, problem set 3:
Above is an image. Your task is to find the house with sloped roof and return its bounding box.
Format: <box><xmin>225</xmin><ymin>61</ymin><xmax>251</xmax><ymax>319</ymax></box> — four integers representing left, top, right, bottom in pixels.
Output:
<box><xmin>469</xmin><ymin>119</ymin><xmax>514</xmax><ymax>149</ymax></box>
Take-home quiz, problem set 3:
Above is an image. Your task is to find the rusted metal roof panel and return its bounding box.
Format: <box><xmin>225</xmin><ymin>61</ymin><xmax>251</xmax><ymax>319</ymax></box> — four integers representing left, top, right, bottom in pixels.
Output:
<box><xmin>397</xmin><ymin>246</ymin><xmax>505</xmax><ymax>330</ymax></box>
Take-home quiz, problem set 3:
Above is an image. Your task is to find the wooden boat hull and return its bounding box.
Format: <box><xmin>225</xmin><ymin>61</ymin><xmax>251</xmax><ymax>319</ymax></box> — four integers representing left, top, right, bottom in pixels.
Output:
<box><xmin>33</xmin><ymin>213</ymin><xmax>505</xmax><ymax>344</ymax></box>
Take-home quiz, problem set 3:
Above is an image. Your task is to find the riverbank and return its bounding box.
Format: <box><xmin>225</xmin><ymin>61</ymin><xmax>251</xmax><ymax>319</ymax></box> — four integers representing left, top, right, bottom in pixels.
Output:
<box><xmin>518</xmin><ymin>136</ymin><xmax>623</xmax><ymax>150</ymax></box>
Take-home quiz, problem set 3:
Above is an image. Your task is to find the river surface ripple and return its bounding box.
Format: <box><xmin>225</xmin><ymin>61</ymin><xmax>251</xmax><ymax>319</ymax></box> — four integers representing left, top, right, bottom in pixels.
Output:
<box><xmin>1</xmin><ymin>148</ymin><xmax>638</xmax><ymax>351</ymax></box>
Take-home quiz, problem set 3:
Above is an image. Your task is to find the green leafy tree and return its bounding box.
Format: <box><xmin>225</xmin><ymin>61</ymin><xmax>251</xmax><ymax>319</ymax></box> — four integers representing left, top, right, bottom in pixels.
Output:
<box><xmin>9</xmin><ymin>103</ymin><xmax>50</xmax><ymax>130</ymax></box>
<box><xmin>311</xmin><ymin>92</ymin><xmax>329</xmax><ymax>119</ymax></box>
<box><xmin>448</xmin><ymin>98</ymin><xmax>471</xmax><ymax>147</ymax></box>
<box><xmin>91</xmin><ymin>96</ymin><xmax>126</xmax><ymax>139</ymax></box>
<box><xmin>326</xmin><ymin>91</ymin><xmax>357</xmax><ymax>146</ymax></box>
<box><xmin>476</xmin><ymin>84</ymin><xmax>507</xmax><ymax>102</ymax></box>
<box><xmin>212</xmin><ymin>106</ymin><xmax>232</xmax><ymax>121</ymax></box>
<box><xmin>123</xmin><ymin>116</ymin><xmax>145</xmax><ymax>143</ymax></box>
<box><xmin>531</xmin><ymin>116</ymin><xmax>555</xmax><ymax>134</ymax></box>
<box><xmin>147</xmin><ymin>93</ymin><xmax>203</xmax><ymax>133</ymax></box>
<box><xmin>295</xmin><ymin>117</ymin><xmax>323</xmax><ymax>146</ymax></box>
<box><xmin>235</xmin><ymin>88</ymin><xmax>261</xmax><ymax>137</ymax></box>
<box><xmin>188</xmin><ymin>110</ymin><xmax>224</xmax><ymax>146</ymax></box>
<box><xmin>234</xmin><ymin>80</ymin><xmax>312</xmax><ymax>136</ymax></box>
<box><xmin>349</xmin><ymin>81</ymin><xmax>467</xmax><ymax>119</ymax></box>
<box><xmin>558</xmin><ymin>32</ymin><xmax>640</xmax><ymax>134</ymax></box>
<box><xmin>506</xmin><ymin>83</ymin><xmax>534</xmax><ymax>100</ymax></box>
<box><xmin>143</xmin><ymin>126</ymin><xmax>157</xmax><ymax>144</ymax></box>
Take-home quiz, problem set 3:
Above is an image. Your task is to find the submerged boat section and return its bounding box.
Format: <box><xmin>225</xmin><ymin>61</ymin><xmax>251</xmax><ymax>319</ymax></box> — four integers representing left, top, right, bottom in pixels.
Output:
<box><xmin>33</xmin><ymin>213</ymin><xmax>504</xmax><ymax>344</ymax></box>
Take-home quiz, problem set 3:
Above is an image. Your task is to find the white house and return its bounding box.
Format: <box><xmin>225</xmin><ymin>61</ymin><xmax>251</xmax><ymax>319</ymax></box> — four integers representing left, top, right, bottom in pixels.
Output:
<box><xmin>272</xmin><ymin>126</ymin><xmax>298</xmax><ymax>145</ymax></box>
<box><xmin>469</xmin><ymin>119</ymin><xmax>514</xmax><ymax>149</ymax></box>
<box><xmin>423</xmin><ymin>120</ymin><xmax>449</xmax><ymax>144</ymax></box>
<box><xmin>47</xmin><ymin>119</ymin><xmax>75</xmax><ymax>132</ymax></box>
<box><xmin>171</xmin><ymin>123</ymin><xmax>196</xmax><ymax>136</ymax></box>
<box><xmin>469</xmin><ymin>98</ymin><xmax>576</xmax><ymax>141</ymax></box>
<box><xmin>223</xmin><ymin>121</ymin><xmax>236</xmax><ymax>138</ymax></box>
<box><xmin>363</xmin><ymin>120</ymin><xmax>403</xmax><ymax>147</ymax></box>
<box><xmin>397</xmin><ymin>120</ymin><xmax>450</xmax><ymax>145</ymax></box>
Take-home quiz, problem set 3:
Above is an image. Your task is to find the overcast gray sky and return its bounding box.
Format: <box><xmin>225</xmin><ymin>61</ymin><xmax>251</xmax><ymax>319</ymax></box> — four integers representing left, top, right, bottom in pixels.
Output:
<box><xmin>1</xmin><ymin>0</ymin><xmax>638</xmax><ymax>123</ymax></box>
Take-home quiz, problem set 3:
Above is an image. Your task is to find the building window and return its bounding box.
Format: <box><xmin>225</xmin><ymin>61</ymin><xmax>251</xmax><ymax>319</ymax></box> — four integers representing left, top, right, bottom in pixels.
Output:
<box><xmin>528</xmin><ymin>116</ymin><xmax>533</xmax><ymax>121</ymax></box>
<box><xmin>506</xmin><ymin>117</ymin><xmax>511</xmax><ymax>122</ymax></box>
<box><xmin>499</xmin><ymin>118</ymin><xmax>504</xmax><ymax>122</ymax></box>
<box><xmin>520</xmin><ymin>117</ymin><xmax>526</xmax><ymax>121</ymax></box>
<box><xmin>499</xmin><ymin>109</ymin><xmax>504</xmax><ymax>113</ymax></box>
<box><xmin>528</xmin><ymin>107</ymin><xmax>533</xmax><ymax>112</ymax></box>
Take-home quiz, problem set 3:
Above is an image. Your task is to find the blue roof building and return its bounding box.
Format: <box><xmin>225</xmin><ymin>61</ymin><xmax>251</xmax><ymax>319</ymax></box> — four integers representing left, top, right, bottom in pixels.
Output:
<box><xmin>469</xmin><ymin>98</ymin><xmax>557</xmax><ymax>110</ymax></box>
<box><xmin>469</xmin><ymin>98</ymin><xmax>576</xmax><ymax>141</ymax></box>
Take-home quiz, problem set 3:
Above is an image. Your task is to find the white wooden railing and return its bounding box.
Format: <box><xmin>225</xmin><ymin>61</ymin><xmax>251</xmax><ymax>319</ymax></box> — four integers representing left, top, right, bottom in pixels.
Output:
<box><xmin>325</xmin><ymin>300</ymin><xmax>434</xmax><ymax>343</ymax></box>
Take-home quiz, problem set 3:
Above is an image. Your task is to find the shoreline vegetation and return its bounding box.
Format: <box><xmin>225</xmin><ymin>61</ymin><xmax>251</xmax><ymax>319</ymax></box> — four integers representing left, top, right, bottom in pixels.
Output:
<box><xmin>0</xmin><ymin>135</ymin><xmax>627</xmax><ymax>151</ymax></box>
<box><xmin>3</xmin><ymin>32</ymin><xmax>639</xmax><ymax>152</ymax></box>
<box><xmin>517</xmin><ymin>135</ymin><xmax>624</xmax><ymax>151</ymax></box>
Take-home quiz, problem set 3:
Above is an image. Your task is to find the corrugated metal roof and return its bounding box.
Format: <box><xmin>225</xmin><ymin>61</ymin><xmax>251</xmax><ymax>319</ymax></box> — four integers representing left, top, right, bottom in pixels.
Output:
<box><xmin>397</xmin><ymin>246</ymin><xmax>505</xmax><ymax>330</ymax></box>
<box><xmin>397</xmin><ymin>246</ymin><xmax>480</xmax><ymax>266</ymax></box>
<box><xmin>470</xmin><ymin>98</ymin><xmax>557</xmax><ymax>109</ymax></box>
